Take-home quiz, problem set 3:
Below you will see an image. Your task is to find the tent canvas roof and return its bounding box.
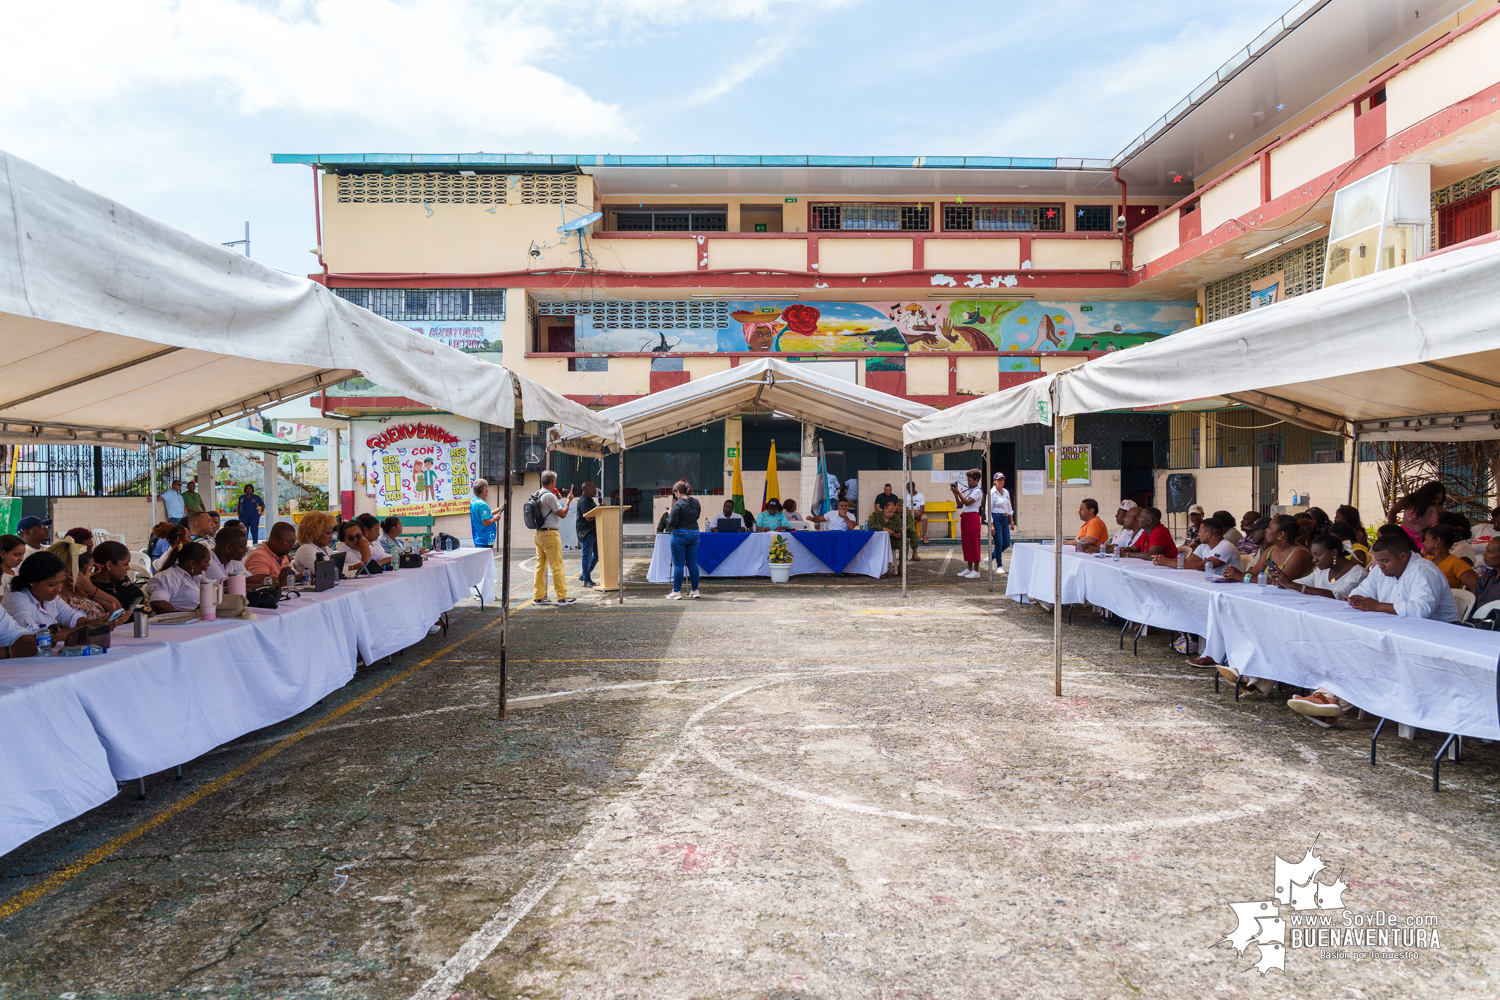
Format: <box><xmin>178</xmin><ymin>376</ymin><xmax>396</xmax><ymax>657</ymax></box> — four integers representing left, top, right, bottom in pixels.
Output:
<box><xmin>551</xmin><ymin>358</ymin><xmax>937</xmax><ymax>456</ymax></box>
<box><xmin>0</xmin><ymin>149</ymin><xmax>622</xmax><ymax>450</ymax></box>
<box><xmin>157</xmin><ymin>425</ymin><xmax>313</xmax><ymax>454</ymax></box>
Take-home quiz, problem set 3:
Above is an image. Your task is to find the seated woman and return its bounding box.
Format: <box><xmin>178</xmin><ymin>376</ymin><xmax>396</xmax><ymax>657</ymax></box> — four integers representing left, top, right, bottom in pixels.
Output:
<box><xmin>0</xmin><ymin>534</ymin><xmax>25</xmax><ymax>596</ymax></box>
<box><xmin>1333</xmin><ymin>505</ymin><xmax>1370</xmax><ymax>566</ymax></box>
<box><xmin>1276</xmin><ymin>532</ymin><xmax>1366</xmax><ymax>599</ymax></box>
<box><xmin>290</xmin><ymin>511</ymin><xmax>338</xmax><ymax>580</ymax></box>
<box><xmin>1421</xmin><ymin>524</ymin><xmax>1478</xmax><ymax>591</ymax></box>
<box><xmin>91</xmin><ymin>540</ymin><xmax>145</xmax><ymax>610</ymax></box>
<box><xmin>47</xmin><ymin>540</ymin><xmax>120</xmax><ymax>615</ymax></box>
<box><xmin>1222</xmin><ymin>515</ymin><xmax>1312</xmax><ymax>584</ymax></box>
<box><xmin>337</xmin><ymin>520</ymin><xmax>380</xmax><ymax>576</ymax></box>
<box><xmin>755</xmin><ymin>500</ymin><xmax>792</xmax><ymax>532</ymax></box>
<box><xmin>2</xmin><ymin>551</ymin><xmax>116</xmax><ymax>641</ymax></box>
<box><xmin>144</xmin><ymin>542</ymin><xmax>212</xmax><ymax>613</ymax></box>
<box><xmin>152</xmin><ymin>523</ymin><xmax>188</xmax><ymax>572</ymax></box>
<box><xmin>780</xmin><ymin>499</ymin><xmax>811</xmax><ymax>530</ymax></box>
<box><xmin>1438</xmin><ymin>511</ymin><xmax>1476</xmax><ymax>565</ymax></box>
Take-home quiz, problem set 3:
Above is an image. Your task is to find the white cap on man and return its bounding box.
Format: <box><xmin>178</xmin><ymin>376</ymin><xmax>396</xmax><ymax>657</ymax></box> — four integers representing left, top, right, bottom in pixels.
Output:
<box><xmin>1118</xmin><ymin>499</ymin><xmax>1137</xmax><ymax>511</ymax></box>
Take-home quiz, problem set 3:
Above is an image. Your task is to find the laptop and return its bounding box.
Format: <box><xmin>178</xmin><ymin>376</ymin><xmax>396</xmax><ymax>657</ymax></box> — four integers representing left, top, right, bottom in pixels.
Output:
<box><xmin>314</xmin><ymin>551</ymin><xmax>348</xmax><ymax>592</ymax></box>
<box><xmin>716</xmin><ymin>517</ymin><xmax>745</xmax><ymax>533</ymax></box>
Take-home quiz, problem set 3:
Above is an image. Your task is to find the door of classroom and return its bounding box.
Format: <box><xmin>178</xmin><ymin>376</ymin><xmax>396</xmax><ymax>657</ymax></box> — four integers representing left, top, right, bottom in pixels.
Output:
<box><xmin>989</xmin><ymin>442</ymin><xmax>1016</xmax><ymax>525</ymax></box>
<box><xmin>1256</xmin><ymin>432</ymin><xmax>1284</xmax><ymax>515</ymax></box>
<box><xmin>1119</xmin><ymin>441</ymin><xmax>1155</xmax><ymax>510</ymax></box>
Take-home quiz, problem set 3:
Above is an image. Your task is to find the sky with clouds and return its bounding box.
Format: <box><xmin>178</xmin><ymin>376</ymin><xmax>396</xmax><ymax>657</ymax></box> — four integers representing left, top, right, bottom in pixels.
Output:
<box><xmin>2</xmin><ymin>0</ymin><xmax>1294</xmax><ymax>275</ymax></box>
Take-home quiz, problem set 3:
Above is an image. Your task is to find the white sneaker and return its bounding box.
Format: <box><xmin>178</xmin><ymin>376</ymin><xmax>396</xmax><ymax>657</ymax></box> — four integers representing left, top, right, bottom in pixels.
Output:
<box><xmin>690</xmin><ymin>590</ymin><xmax>700</xmax><ymax>599</ymax></box>
<box><xmin>665</xmin><ymin>591</ymin><xmax>682</xmax><ymax>600</ymax></box>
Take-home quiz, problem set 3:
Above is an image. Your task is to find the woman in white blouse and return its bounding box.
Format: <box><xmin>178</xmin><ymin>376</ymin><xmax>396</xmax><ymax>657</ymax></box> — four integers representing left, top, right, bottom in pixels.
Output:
<box><xmin>290</xmin><ymin>511</ymin><xmax>338</xmax><ymax>581</ymax></box>
<box><xmin>1</xmin><ymin>550</ymin><xmax>111</xmax><ymax>641</ymax></box>
<box><xmin>1277</xmin><ymin>533</ymin><xmax>1366</xmax><ymax>600</ymax></box>
<box><xmin>144</xmin><ymin>542</ymin><xmax>212</xmax><ymax>613</ymax></box>
<box><xmin>0</xmin><ymin>534</ymin><xmax>25</xmax><ymax>597</ymax></box>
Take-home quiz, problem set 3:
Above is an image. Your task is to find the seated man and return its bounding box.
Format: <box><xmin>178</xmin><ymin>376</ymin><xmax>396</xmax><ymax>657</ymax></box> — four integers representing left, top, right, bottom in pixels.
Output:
<box><xmin>1125</xmin><ymin>507</ymin><xmax>1177</xmax><ymax>561</ymax></box>
<box><xmin>187</xmin><ymin>510</ymin><xmax>217</xmax><ymax>548</ymax></box>
<box><xmin>204</xmin><ymin>525</ymin><xmax>249</xmax><ymax>581</ymax></box>
<box><xmin>780</xmin><ymin>499</ymin><xmax>810</xmax><ymax>530</ymax></box>
<box><xmin>1183</xmin><ymin>505</ymin><xmax>1205</xmax><ymax>548</ymax></box>
<box><xmin>867</xmin><ymin>499</ymin><xmax>918</xmax><ymax>565</ymax></box>
<box><xmin>1182</xmin><ymin>515</ymin><xmax>1240</xmax><ymax>574</ymax></box>
<box><xmin>1471</xmin><ymin>537</ymin><xmax>1500</xmax><ymax>614</ymax></box>
<box><xmin>1346</xmin><ymin>531</ymin><xmax>1459</xmax><ymax>622</ymax></box>
<box><xmin>818</xmin><ymin>498</ymin><xmax>857</xmax><ymax>531</ymax></box>
<box><xmin>1216</xmin><ymin>509</ymin><xmax>1243</xmax><ymax>545</ymax></box>
<box><xmin>712</xmin><ymin>499</ymin><xmax>747</xmax><ymax>532</ymax></box>
<box><xmin>755</xmin><ymin>500</ymin><xmax>791</xmax><ymax>532</ymax></box>
<box><xmin>244</xmin><ymin>521</ymin><xmax>296</xmax><ymax>588</ymax></box>
<box><xmin>1107</xmin><ymin>501</ymin><xmax>1140</xmax><ymax>554</ymax></box>
<box><xmin>1072</xmin><ymin>498</ymin><xmax>1110</xmax><ymax>553</ymax></box>
<box><xmin>905</xmin><ymin>482</ymin><xmax>928</xmax><ymax>543</ymax></box>
<box><xmin>873</xmin><ymin>483</ymin><xmax>901</xmax><ymax>511</ymax></box>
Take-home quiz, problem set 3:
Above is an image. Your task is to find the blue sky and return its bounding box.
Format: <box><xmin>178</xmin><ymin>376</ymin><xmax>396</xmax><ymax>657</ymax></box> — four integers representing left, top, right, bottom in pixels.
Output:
<box><xmin>1</xmin><ymin>0</ymin><xmax>1293</xmax><ymax>275</ymax></box>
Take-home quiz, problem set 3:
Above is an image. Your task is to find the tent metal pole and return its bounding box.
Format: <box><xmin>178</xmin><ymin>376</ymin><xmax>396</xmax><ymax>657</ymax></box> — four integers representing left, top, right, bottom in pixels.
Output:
<box><xmin>1347</xmin><ymin>432</ymin><xmax>1359</xmax><ymax>507</ymax></box>
<box><xmin>1052</xmin><ymin>381</ymin><xmax>1064</xmax><ymax>698</ymax></box>
<box><xmin>148</xmin><ymin>438</ymin><xmax>159</xmax><ymax>530</ymax></box>
<box><xmin>499</xmin><ymin>425</ymin><xmax>513</xmax><ymax>721</ymax></box>
<box><xmin>984</xmin><ymin>437</ymin><xmax>994</xmax><ymax>594</ymax></box>
<box><xmin>901</xmin><ymin>446</ymin><xmax>909</xmax><ymax>599</ymax></box>
<box><xmin>618</xmin><ymin>449</ymin><xmax>625</xmax><ymax>606</ymax></box>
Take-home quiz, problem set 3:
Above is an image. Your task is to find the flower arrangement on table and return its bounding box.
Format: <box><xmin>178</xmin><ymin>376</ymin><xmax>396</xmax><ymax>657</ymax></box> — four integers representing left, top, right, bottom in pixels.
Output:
<box><xmin>768</xmin><ymin>533</ymin><xmax>793</xmax><ymax>564</ymax></box>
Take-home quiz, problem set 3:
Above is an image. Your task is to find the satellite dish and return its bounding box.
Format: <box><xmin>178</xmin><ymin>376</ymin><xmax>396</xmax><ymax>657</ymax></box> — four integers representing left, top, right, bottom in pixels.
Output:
<box><xmin>558</xmin><ymin>211</ymin><xmax>603</xmax><ymax>234</ymax></box>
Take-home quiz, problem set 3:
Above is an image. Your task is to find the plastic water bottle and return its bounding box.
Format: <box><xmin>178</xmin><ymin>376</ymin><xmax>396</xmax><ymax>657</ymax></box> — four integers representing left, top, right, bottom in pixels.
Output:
<box><xmin>35</xmin><ymin>627</ymin><xmax>52</xmax><ymax>657</ymax></box>
<box><xmin>1175</xmin><ymin>551</ymin><xmax>1185</xmax><ymax>570</ymax></box>
<box><xmin>1204</xmin><ymin>560</ymin><xmax>1215</xmax><ymax>582</ymax></box>
<box><xmin>1257</xmin><ymin>570</ymin><xmax>1268</xmax><ymax>592</ymax></box>
<box><xmin>1113</xmin><ymin>545</ymin><xmax>1121</xmax><ymax>562</ymax></box>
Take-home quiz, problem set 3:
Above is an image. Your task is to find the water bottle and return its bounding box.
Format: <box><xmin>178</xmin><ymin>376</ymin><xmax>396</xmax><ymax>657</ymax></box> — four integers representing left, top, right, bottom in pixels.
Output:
<box><xmin>1204</xmin><ymin>560</ymin><xmax>1215</xmax><ymax>582</ymax></box>
<box><xmin>1175</xmin><ymin>551</ymin><xmax>1185</xmax><ymax>570</ymax></box>
<box><xmin>1257</xmin><ymin>570</ymin><xmax>1268</xmax><ymax>592</ymax></box>
<box><xmin>35</xmin><ymin>627</ymin><xmax>52</xmax><ymax>656</ymax></box>
<box><xmin>1113</xmin><ymin>545</ymin><xmax>1121</xmax><ymax>562</ymax></box>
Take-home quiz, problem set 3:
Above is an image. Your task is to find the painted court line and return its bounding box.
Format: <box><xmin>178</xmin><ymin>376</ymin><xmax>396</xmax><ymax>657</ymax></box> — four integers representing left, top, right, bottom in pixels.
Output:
<box><xmin>0</xmin><ymin>616</ymin><xmax>504</xmax><ymax>923</ymax></box>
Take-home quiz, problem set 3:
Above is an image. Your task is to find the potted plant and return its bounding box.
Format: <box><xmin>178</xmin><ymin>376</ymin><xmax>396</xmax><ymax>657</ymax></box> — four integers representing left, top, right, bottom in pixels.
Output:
<box><xmin>768</xmin><ymin>532</ymin><xmax>793</xmax><ymax>583</ymax></box>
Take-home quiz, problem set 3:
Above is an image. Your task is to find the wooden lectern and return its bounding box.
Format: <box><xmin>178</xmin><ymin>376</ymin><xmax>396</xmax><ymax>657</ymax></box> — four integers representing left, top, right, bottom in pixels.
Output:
<box><xmin>584</xmin><ymin>503</ymin><xmax>622</xmax><ymax>591</ymax></box>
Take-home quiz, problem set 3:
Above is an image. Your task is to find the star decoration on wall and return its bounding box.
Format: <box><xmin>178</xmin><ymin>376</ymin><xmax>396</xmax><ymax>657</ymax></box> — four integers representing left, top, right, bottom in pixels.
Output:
<box><xmin>1276</xmin><ymin>103</ymin><xmax>1285</xmax><ymax>111</ymax></box>
<box><xmin>1173</xmin><ymin>174</ymin><xmax>1183</xmax><ymax>183</ymax></box>
<box><xmin>1229</xmin><ymin>133</ymin><xmax>1236</xmax><ymax>140</ymax></box>
<box><xmin>1077</xmin><ymin>208</ymin><xmax>1085</xmax><ymax>217</ymax></box>
<box><xmin>1045</xmin><ymin>208</ymin><xmax>1056</xmax><ymax>218</ymax></box>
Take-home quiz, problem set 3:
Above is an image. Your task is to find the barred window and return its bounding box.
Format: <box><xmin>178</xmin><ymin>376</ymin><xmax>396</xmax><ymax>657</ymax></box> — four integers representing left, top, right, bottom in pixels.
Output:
<box><xmin>334</xmin><ymin>172</ymin><xmax>578</xmax><ymax>205</ymax></box>
<box><xmin>334</xmin><ymin>288</ymin><xmax>506</xmax><ymax>320</ymax></box>
<box><xmin>811</xmin><ymin>203</ymin><xmax>931</xmax><ymax>231</ymax></box>
<box><xmin>943</xmin><ymin>204</ymin><xmax>1063</xmax><ymax>232</ymax></box>
<box><xmin>1074</xmin><ymin>205</ymin><xmax>1114</xmax><ymax>232</ymax></box>
<box><xmin>535</xmin><ymin>299</ymin><xmax>730</xmax><ymax>329</ymax></box>
<box><xmin>611</xmin><ymin>208</ymin><xmax>727</xmax><ymax>232</ymax></box>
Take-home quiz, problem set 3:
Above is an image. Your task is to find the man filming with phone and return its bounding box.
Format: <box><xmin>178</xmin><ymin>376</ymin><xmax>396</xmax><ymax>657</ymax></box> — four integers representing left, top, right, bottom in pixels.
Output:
<box><xmin>532</xmin><ymin>470</ymin><xmax>576</xmax><ymax>606</ymax></box>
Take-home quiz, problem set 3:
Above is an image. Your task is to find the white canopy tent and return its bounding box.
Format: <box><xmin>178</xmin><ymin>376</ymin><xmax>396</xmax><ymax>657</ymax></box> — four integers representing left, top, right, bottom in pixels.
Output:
<box><xmin>901</xmin><ymin>236</ymin><xmax>1500</xmax><ymax>697</ymax></box>
<box><xmin>0</xmin><ymin>148</ymin><xmax>623</xmax><ymax>717</ymax></box>
<box><xmin>549</xmin><ymin>357</ymin><xmax>938</xmax><ymax>598</ymax></box>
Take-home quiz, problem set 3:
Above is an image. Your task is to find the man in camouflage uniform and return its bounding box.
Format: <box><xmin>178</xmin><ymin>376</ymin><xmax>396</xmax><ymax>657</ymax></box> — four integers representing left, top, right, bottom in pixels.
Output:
<box><xmin>867</xmin><ymin>498</ymin><xmax>919</xmax><ymax>571</ymax></box>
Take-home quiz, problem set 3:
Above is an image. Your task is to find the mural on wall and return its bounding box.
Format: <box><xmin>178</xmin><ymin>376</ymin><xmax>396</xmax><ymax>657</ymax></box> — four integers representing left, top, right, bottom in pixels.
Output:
<box><xmin>394</xmin><ymin>321</ymin><xmax>503</xmax><ymax>354</ymax></box>
<box><xmin>571</xmin><ymin>301</ymin><xmax>1196</xmax><ymax>356</ymax></box>
<box><xmin>354</xmin><ymin>417</ymin><xmax>480</xmax><ymax>518</ymax></box>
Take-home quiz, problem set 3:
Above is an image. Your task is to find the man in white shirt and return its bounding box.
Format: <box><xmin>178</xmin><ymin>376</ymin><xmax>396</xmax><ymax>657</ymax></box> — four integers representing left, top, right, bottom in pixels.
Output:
<box><xmin>1183</xmin><ymin>517</ymin><xmax>1241</xmax><ymax>574</ymax></box>
<box><xmin>16</xmin><ymin>516</ymin><xmax>51</xmax><ymax>557</ymax></box>
<box><xmin>821</xmin><ymin>498</ymin><xmax>857</xmax><ymax>530</ymax></box>
<box><xmin>533</xmin><ymin>471</ymin><xmax>576</xmax><ymax>606</ymax></box>
<box><xmin>905</xmin><ymin>482</ymin><xmax>928</xmax><ymax>542</ymax></box>
<box><xmin>843</xmin><ymin>478</ymin><xmax>859</xmax><ymax>504</ymax></box>
<box><xmin>1109</xmin><ymin>501</ymin><xmax>1141</xmax><ymax>552</ymax></box>
<box><xmin>712</xmin><ymin>499</ymin><xmax>747</xmax><ymax>532</ymax></box>
<box><xmin>1348</xmin><ymin>534</ymin><xmax>1459</xmax><ymax>622</ymax></box>
<box><xmin>989</xmin><ymin>473</ymin><xmax>1014</xmax><ymax>573</ymax></box>
<box><xmin>203</xmin><ymin>527</ymin><xmax>249</xmax><ymax>581</ymax></box>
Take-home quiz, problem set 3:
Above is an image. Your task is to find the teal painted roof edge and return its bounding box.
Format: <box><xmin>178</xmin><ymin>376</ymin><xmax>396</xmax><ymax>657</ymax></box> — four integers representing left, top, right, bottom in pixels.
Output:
<box><xmin>271</xmin><ymin>153</ymin><xmax>1113</xmax><ymax>170</ymax></box>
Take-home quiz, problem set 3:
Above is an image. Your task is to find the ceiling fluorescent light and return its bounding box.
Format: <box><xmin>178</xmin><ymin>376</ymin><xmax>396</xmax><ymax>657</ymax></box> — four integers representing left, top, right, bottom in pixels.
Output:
<box><xmin>1242</xmin><ymin>222</ymin><xmax>1326</xmax><ymax>260</ymax></box>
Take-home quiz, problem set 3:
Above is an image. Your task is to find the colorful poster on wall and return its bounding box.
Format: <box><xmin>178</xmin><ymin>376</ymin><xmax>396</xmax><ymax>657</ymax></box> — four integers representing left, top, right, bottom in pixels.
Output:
<box><xmin>567</xmin><ymin>300</ymin><xmax>1196</xmax><ymax>356</ymax></box>
<box><xmin>1248</xmin><ymin>272</ymin><xmax>1284</xmax><ymax>310</ymax></box>
<box><xmin>395</xmin><ymin>320</ymin><xmax>503</xmax><ymax>354</ymax></box>
<box><xmin>1045</xmin><ymin>444</ymin><xmax>1093</xmax><ymax>486</ymax></box>
<box><xmin>354</xmin><ymin>417</ymin><xmax>480</xmax><ymax>517</ymax></box>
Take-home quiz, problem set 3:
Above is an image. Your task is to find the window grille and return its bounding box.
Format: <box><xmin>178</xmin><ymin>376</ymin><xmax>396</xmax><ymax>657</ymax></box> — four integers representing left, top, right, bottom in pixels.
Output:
<box><xmin>1074</xmin><ymin>205</ymin><xmax>1114</xmax><ymax>232</ymax></box>
<box><xmin>535</xmin><ymin>299</ymin><xmax>730</xmax><ymax>329</ymax></box>
<box><xmin>811</xmin><ymin>203</ymin><xmax>930</xmax><ymax>231</ymax></box>
<box><xmin>611</xmin><ymin>208</ymin><xmax>727</xmax><ymax>232</ymax></box>
<box><xmin>1202</xmin><ymin>237</ymin><xmax>1326</xmax><ymax>323</ymax></box>
<box><xmin>334</xmin><ymin>172</ymin><xmax>577</xmax><ymax>205</ymax></box>
<box><xmin>333</xmin><ymin>288</ymin><xmax>506</xmax><ymax>320</ymax></box>
<box><xmin>943</xmin><ymin>204</ymin><xmax>1063</xmax><ymax>232</ymax></box>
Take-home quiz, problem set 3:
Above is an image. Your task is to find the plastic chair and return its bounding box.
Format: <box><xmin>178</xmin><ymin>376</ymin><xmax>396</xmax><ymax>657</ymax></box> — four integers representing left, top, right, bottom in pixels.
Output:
<box><xmin>1474</xmin><ymin>599</ymin><xmax>1500</xmax><ymax>621</ymax></box>
<box><xmin>92</xmin><ymin>529</ymin><xmax>125</xmax><ymax>545</ymax></box>
<box><xmin>130</xmin><ymin>549</ymin><xmax>155</xmax><ymax>580</ymax></box>
<box><xmin>924</xmin><ymin>501</ymin><xmax>958</xmax><ymax>540</ymax></box>
<box><xmin>1452</xmin><ymin>588</ymin><xmax>1476</xmax><ymax>622</ymax></box>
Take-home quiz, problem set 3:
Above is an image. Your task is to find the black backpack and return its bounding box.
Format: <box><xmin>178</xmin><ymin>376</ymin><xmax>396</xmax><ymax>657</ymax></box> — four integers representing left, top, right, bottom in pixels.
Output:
<box><xmin>522</xmin><ymin>489</ymin><xmax>548</xmax><ymax>530</ymax></box>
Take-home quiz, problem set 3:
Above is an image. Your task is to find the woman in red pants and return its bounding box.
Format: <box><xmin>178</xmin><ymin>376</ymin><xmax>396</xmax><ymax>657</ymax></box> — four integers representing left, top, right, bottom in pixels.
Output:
<box><xmin>950</xmin><ymin>468</ymin><xmax>984</xmax><ymax>579</ymax></box>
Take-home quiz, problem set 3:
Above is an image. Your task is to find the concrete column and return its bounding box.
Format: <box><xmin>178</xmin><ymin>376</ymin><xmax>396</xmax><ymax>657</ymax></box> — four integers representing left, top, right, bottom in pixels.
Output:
<box><xmin>263</xmin><ymin>452</ymin><xmax>279</xmax><ymax>523</ymax></box>
<box><xmin>723</xmin><ymin>416</ymin><xmax>743</xmax><ymax>494</ymax></box>
<box><xmin>329</xmin><ymin>426</ymin><xmax>341</xmax><ymax>515</ymax></box>
<box><xmin>800</xmin><ymin>421</ymin><xmax>817</xmax><ymax>515</ymax></box>
<box><xmin>196</xmin><ymin>456</ymin><xmax>214</xmax><ymax>513</ymax></box>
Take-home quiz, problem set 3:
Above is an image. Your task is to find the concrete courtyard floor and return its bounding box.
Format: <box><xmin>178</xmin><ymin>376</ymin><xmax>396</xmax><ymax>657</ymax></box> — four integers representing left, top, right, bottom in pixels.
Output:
<box><xmin>3</xmin><ymin>545</ymin><xmax>1500</xmax><ymax>999</ymax></box>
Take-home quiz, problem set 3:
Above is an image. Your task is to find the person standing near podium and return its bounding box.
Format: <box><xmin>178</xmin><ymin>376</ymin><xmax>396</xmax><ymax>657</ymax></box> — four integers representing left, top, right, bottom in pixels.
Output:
<box><xmin>575</xmin><ymin>482</ymin><xmax>599</xmax><ymax>588</ymax></box>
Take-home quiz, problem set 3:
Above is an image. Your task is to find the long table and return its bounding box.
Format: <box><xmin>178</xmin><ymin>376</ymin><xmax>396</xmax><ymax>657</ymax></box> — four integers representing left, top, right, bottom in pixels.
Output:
<box><xmin>0</xmin><ymin>548</ymin><xmax>495</xmax><ymax>858</ymax></box>
<box><xmin>1006</xmin><ymin>543</ymin><xmax>1500</xmax><ymax>741</ymax></box>
<box><xmin>647</xmin><ymin>530</ymin><xmax>891</xmax><ymax>583</ymax></box>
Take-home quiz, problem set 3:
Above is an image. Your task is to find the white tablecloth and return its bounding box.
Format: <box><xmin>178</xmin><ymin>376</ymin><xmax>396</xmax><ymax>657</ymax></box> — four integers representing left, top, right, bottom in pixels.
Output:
<box><xmin>1204</xmin><ymin>587</ymin><xmax>1500</xmax><ymax>740</ymax></box>
<box><xmin>0</xmin><ymin>546</ymin><xmax>497</xmax><ymax>855</ymax></box>
<box><xmin>1005</xmin><ymin>543</ymin><xmax>1089</xmax><ymax>605</ymax></box>
<box><xmin>646</xmin><ymin>531</ymin><xmax>891</xmax><ymax>583</ymax></box>
<box><xmin>1007</xmin><ymin>544</ymin><xmax>1216</xmax><ymax>634</ymax></box>
<box><xmin>0</xmin><ymin>668</ymin><xmax>119</xmax><ymax>858</ymax></box>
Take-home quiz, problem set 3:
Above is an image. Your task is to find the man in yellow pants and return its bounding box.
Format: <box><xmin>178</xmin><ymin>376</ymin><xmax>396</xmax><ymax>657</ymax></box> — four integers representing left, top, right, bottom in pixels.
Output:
<box><xmin>533</xmin><ymin>470</ymin><xmax>576</xmax><ymax>606</ymax></box>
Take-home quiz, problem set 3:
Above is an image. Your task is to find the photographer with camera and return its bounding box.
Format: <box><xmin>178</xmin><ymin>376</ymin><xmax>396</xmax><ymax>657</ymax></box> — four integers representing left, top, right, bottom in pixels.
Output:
<box><xmin>530</xmin><ymin>471</ymin><xmax>576</xmax><ymax>606</ymax></box>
